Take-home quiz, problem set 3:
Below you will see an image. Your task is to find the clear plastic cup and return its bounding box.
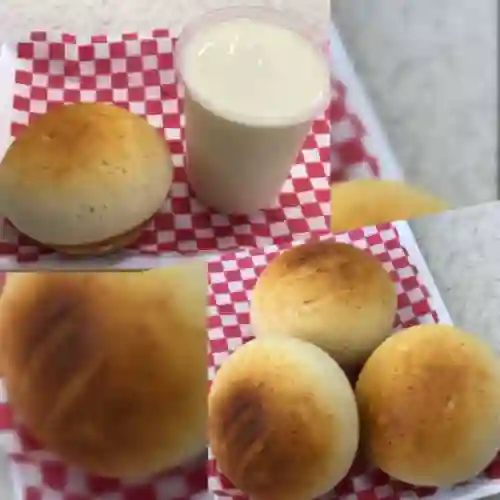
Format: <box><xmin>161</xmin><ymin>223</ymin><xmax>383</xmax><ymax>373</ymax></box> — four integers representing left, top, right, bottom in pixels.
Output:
<box><xmin>175</xmin><ymin>7</ymin><xmax>331</xmax><ymax>215</ymax></box>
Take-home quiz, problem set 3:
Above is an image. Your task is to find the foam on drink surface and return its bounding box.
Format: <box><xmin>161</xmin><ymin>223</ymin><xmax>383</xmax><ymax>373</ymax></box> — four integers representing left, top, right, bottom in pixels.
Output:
<box><xmin>180</xmin><ymin>18</ymin><xmax>330</xmax><ymax>127</ymax></box>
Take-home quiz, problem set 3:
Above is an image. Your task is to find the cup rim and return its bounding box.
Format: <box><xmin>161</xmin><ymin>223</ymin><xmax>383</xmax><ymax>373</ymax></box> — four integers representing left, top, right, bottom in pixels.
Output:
<box><xmin>174</xmin><ymin>6</ymin><xmax>332</xmax><ymax>127</ymax></box>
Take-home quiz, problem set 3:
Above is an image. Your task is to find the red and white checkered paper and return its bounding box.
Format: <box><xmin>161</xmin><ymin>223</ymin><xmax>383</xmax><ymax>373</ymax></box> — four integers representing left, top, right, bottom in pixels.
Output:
<box><xmin>0</xmin><ymin>411</ymin><xmax>208</xmax><ymax>500</ymax></box>
<box><xmin>329</xmin><ymin>79</ymin><xmax>380</xmax><ymax>183</ymax></box>
<box><xmin>207</xmin><ymin>223</ymin><xmax>500</xmax><ymax>500</ymax></box>
<box><xmin>0</xmin><ymin>29</ymin><xmax>338</xmax><ymax>264</ymax></box>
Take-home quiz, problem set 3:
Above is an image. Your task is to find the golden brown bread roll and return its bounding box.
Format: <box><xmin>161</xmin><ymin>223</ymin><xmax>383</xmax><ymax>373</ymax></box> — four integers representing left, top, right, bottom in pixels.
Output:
<box><xmin>250</xmin><ymin>240</ymin><xmax>397</xmax><ymax>374</ymax></box>
<box><xmin>0</xmin><ymin>263</ymin><xmax>208</xmax><ymax>478</ymax></box>
<box><xmin>0</xmin><ymin>103</ymin><xmax>173</xmax><ymax>256</ymax></box>
<box><xmin>330</xmin><ymin>179</ymin><xmax>448</xmax><ymax>233</ymax></box>
<box><xmin>209</xmin><ymin>337</ymin><xmax>359</xmax><ymax>500</ymax></box>
<box><xmin>356</xmin><ymin>324</ymin><xmax>500</xmax><ymax>487</ymax></box>
<box><xmin>48</xmin><ymin>220</ymin><xmax>148</xmax><ymax>256</ymax></box>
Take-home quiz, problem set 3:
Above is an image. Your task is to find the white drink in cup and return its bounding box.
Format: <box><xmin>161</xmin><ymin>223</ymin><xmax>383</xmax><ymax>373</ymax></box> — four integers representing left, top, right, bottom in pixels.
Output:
<box><xmin>175</xmin><ymin>7</ymin><xmax>331</xmax><ymax>215</ymax></box>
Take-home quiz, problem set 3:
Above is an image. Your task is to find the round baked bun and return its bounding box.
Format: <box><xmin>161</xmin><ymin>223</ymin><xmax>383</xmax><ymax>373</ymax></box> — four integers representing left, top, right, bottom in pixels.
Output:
<box><xmin>250</xmin><ymin>241</ymin><xmax>397</xmax><ymax>374</ymax></box>
<box><xmin>330</xmin><ymin>179</ymin><xmax>448</xmax><ymax>233</ymax></box>
<box><xmin>0</xmin><ymin>102</ymin><xmax>173</xmax><ymax>255</ymax></box>
<box><xmin>356</xmin><ymin>324</ymin><xmax>500</xmax><ymax>487</ymax></box>
<box><xmin>0</xmin><ymin>263</ymin><xmax>208</xmax><ymax>478</ymax></box>
<box><xmin>209</xmin><ymin>337</ymin><xmax>359</xmax><ymax>500</ymax></box>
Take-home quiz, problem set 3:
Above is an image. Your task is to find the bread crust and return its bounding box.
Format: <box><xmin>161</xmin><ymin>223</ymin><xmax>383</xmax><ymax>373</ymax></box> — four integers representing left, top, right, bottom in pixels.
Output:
<box><xmin>0</xmin><ymin>103</ymin><xmax>173</xmax><ymax>249</ymax></box>
<box><xmin>0</xmin><ymin>265</ymin><xmax>208</xmax><ymax>478</ymax></box>
<box><xmin>209</xmin><ymin>337</ymin><xmax>359</xmax><ymax>499</ymax></box>
<box><xmin>43</xmin><ymin>219</ymin><xmax>148</xmax><ymax>256</ymax></box>
<box><xmin>356</xmin><ymin>324</ymin><xmax>500</xmax><ymax>487</ymax></box>
<box><xmin>250</xmin><ymin>241</ymin><xmax>397</xmax><ymax>373</ymax></box>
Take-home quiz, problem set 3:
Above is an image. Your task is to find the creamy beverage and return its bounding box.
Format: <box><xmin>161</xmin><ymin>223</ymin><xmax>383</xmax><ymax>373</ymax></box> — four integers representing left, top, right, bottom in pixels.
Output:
<box><xmin>176</xmin><ymin>8</ymin><xmax>331</xmax><ymax>214</ymax></box>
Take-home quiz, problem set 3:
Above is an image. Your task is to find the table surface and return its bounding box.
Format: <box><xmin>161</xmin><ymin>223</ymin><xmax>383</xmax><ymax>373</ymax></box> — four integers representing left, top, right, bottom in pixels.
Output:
<box><xmin>412</xmin><ymin>201</ymin><xmax>500</xmax><ymax>349</ymax></box>
<box><xmin>0</xmin><ymin>1</ymin><xmax>498</xmax><ymax>499</ymax></box>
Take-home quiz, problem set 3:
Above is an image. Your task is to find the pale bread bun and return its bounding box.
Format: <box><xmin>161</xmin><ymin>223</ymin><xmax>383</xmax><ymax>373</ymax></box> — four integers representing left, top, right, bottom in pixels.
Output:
<box><xmin>250</xmin><ymin>241</ymin><xmax>397</xmax><ymax>374</ymax></box>
<box><xmin>209</xmin><ymin>337</ymin><xmax>359</xmax><ymax>500</ymax></box>
<box><xmin>355</xmin><ymin>324</ymin><xmax>500</xmax><ymax>487</ymax></box>
<box><xmin>0</xmin><ymin>263</ymin><xmax>208</xmax><ymax>478</ymax></box>
<box><xmin>0</xmin><ymin>103</ymin><xmax>173</xmax><ymax>253</ymax></box>
<box><xmin>330</xmin><ymin>179</ymin><xmax>448</xmax><ymax>233</ymax></box>
<box><xmin>48</xmin><ymin>220</ymin><xmax>148</xmax><ymax>257</ymax></box>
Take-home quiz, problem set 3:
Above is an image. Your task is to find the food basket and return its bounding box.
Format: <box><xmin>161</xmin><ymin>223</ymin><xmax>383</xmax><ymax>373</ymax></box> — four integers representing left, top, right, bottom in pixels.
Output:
<box><xmin>207</xmin><ymin>221</ymin><xmax>500</xmax><ymax>499</ymax></box>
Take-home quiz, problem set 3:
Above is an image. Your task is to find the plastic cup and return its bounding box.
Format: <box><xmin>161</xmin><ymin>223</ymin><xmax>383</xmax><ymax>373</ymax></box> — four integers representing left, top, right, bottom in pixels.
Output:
<box><xmin>175</xmin><ymin>7</ymin><xmax>331</xmax><ymax>215</ymax></box>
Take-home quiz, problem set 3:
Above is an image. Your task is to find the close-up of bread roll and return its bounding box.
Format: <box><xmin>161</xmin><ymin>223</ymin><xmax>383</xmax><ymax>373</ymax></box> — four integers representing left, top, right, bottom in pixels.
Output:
<box><xmin>356</xmin><ymin>324</ymin><xmax>500</xmax><ymax>487</ymax></box>
<box><xmin>0</xmin><ymin>102</ymin><xmax>173</xmax><ymax>256</ymax></box>
<box><xmin>330</xmin><ymin>179</ymin><xmax>449</xmax><ymax>233</ymax></box>
<box><xmin>0</xmin><ymin>263</ymin><xmax>208</xmax><ymax>478</ymax></box>
<box><xmin>250</xmin><ymin>240</ymin><xmax>397</xmax><ymax>374</ymax></box>
<box><xmin>209</xmin><ymin>337</ymin><xmax>359</xmax><ymax>500</ymax></box>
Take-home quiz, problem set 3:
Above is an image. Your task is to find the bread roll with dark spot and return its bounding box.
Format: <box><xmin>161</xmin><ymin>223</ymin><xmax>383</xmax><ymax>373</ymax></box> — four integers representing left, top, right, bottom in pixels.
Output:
<box><xmin>356</xmin><ymin>324</ymin><xmax>500</xmax><ymax>487</ymax></box>
<box><xmin>209</xmin><ymin>337</ymin><xmax>359</xmax><ymax>500</ymax></box>
<box><xmin>0</xmin><ymin>102</ymin><xmax>173</xmax><ymax>255</ymax></box>
<box><xmin>0</xmin><ymin>264</ymin><xmax>208</xmax><ymax>478</ymax></box>
<box><xmin>250</xmin><ymin>241</ymin><xmax>397</xmax><ymax>374</ymax></box>
<box><xmin>330</xmin><ymin>179</ymin><xmax>448</xmax><ymax>233</ymax></box>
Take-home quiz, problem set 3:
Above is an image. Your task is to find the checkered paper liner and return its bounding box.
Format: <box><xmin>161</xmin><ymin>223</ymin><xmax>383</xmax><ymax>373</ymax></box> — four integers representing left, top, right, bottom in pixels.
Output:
<box><xmin>0</xmin><ymin>29</ymin><xmax>335</xmax><ymax>264</ymax></box>
<box><xmin>329</xmin><ymin>79</ymin><xmax>380</xmax><ymax>183</ymax></box>
<box><xmin>0</xmin><ymin>388</ymin><xmax>208</xmax><ymax>500</ymax></box>
<box><xmin>206</xmin><ymin>223</ymin><xmax>500</xmax><ymax>500</ymax></box>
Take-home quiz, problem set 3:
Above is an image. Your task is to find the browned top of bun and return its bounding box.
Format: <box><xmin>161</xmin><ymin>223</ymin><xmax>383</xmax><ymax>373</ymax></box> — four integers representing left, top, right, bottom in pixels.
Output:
<box><xmin>3</xmin><ymin>103</ymin><xmax>161</xmax><ymax>186</ymax></box>
<box><xmin>209</xmin><ymin>337</ymin><xmax>359</xmax><ymax>500</ymax></box>
<box><xmin>250</xmin><ymin>240</ymin><xmax>397</xmax><ymax>371</ymax></box>
<box><xmin>0</xmin><ymin>264</ymin><xmax>207</xmax><ymax>477</ymax></box>
<box><xmin>212</xmin><ymin>370</ymin><xmax>335</xmax><ymax>496</ymax></box>
<box><xmin>356</xmin><ymin>324</ymin><xmax>500</xmax><ymax>486</ymax></box>
<box><xmin>254</xmin><ymin>240</ymin><xmax>392</xmax><ymax>305</ymax></box>
<box><xmin>0</xmin><ymin>103</ymin><xmax>173</xmax><ymax>246</ymax></box>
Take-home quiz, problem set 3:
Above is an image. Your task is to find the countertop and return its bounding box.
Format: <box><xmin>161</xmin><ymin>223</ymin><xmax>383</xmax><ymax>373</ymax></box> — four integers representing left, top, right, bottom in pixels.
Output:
<box><xmin>411</xmin><ymin>201</ymin><xmax>500</xmax><ymax>351</ymax></box>
<box><xmin>331</xmin><ymin>0</ymin><xmax>498</xmax><ymax>208</ymax></box>
<box><xmin>0</xmin><ymin>1</ymin><xmax>498</xmax><ymax>499</ymax></box>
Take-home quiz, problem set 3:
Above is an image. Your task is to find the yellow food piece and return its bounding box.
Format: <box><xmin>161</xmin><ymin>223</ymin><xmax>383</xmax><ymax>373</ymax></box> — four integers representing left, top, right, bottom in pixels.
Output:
<box><xmin>330</xmin><ymin>179</ymin><xmax>449</xmax><ymax>233</ymax></box>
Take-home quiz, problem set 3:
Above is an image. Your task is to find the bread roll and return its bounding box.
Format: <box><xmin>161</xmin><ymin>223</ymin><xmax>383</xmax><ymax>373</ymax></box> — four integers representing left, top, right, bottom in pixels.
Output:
<box><xmin>0</xmin><ymin>103</ymin><xmax>173</xmax><ymax>255</ymax></box>
<box><xmin>49</xmin><ymin>221</ymin><xmax>148</xmax><ymax>256</ymax></box>
<box><xmin>356</xmin><ymin>324</ymin><xmax>500</xmax><ymax>487</ymax></box>
<box><xmin>330</xmin><ymin>179</ymin><xmax>448</xmax><ymax>233</ymax></box>
<box><xmin>209</xmin><ymin>337</ymin><xmax>359</xmax><ymax>500</ymax></box>
<box><xmin>250</xmin><ymin>241</ymin><xmax>397</xmax><ymax>374</ymax></box>
<box><xmin>0</xmin><ymin>263</ymin><xmax>208</xmax><ymax>478</ymax></box>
